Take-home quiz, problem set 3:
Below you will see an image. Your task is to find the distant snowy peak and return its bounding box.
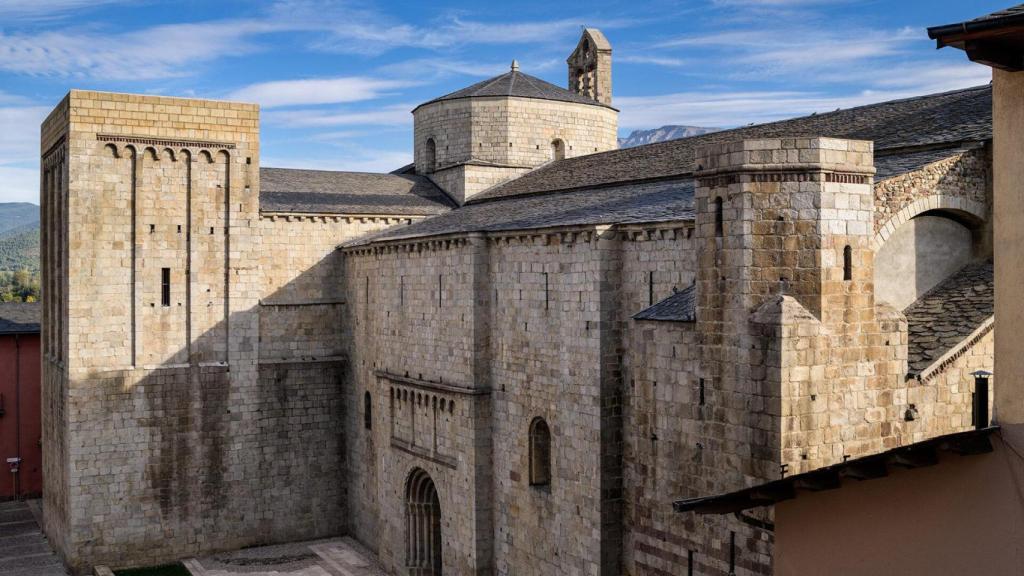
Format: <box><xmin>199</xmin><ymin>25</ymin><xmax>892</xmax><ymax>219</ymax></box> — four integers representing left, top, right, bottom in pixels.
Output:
<box><xmin>618</xmin><ymin>125</ymin><xmax>720</xmax><ymax>148</ymax></box>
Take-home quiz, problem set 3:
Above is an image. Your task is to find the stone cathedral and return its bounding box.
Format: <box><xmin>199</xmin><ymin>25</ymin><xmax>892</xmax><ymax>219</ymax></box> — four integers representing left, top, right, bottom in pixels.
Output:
<box><xmin>40</xmin><ymin>28</ymin><xmax>995</xmax><ymax>576</ymax></box>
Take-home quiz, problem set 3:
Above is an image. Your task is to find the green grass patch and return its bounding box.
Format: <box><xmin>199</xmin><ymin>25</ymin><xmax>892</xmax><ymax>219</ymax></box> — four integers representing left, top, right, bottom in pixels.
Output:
<box><xmin>114</xmin><ymin>564</ymin><xmax>191</xmax><ymax>576</ymax></box>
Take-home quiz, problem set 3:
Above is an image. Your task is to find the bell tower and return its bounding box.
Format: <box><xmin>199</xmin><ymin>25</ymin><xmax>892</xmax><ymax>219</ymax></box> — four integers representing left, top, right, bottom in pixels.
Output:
<box><xmin>568</xmin><ymin>28</ymin><xmax>612</xmax><ymax>106</ymax></box>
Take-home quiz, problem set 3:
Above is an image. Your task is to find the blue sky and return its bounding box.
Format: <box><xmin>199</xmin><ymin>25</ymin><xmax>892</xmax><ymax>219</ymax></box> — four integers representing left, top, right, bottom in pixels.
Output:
<box><xmin>0</xmin><ymin>0</ymin><xmax>1006</xmax><ymax>203</ymax></box>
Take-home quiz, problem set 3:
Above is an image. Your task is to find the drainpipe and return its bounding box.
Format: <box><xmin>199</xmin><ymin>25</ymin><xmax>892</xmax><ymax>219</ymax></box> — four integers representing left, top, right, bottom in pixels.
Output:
<box><xmin>13</xmin><ymin>334</ymin><xmax>20</xmax><ymax>498</ymax></box>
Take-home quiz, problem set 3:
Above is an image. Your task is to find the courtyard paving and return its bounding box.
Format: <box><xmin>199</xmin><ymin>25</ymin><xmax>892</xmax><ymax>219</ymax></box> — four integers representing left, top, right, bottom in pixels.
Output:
<box><xmin>183</xmin><ymin>537</ymin><xmax>387</xmax><ymax>576</ymax></box>
<box><xmin>0</xmin><ymin>499</ymin><xmax>69</xmax><ymax>576</ymax></box>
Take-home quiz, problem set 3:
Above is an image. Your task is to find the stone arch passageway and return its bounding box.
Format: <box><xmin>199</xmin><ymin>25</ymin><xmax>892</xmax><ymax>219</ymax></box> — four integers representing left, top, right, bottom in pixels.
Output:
<box><xmin>406</xmin><ymin>468</ymin><xmax>442</xmax><ymax>576</ymax></box>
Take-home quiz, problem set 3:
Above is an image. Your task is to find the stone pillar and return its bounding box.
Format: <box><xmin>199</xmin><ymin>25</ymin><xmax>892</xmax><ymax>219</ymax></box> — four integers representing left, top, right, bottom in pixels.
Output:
<box><xmin>993</xmin><ymin>68</ymin><xmax>1024</xmax><ymax>425</ymax></box>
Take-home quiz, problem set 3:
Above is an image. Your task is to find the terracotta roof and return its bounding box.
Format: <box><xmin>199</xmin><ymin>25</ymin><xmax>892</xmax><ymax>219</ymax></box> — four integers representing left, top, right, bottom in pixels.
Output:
<box><xmin>470</xmin><ymin>85</ymin><xmax>992</xmax><ymax>203</ymax></box>
<box><xmin>260</xmin><ymin>168</ymin><xmax>455</xmax><ymax>216</ymax></box>
<box><xmin>0</xmin><ymin>302</ymin><xmax>40</xmax><ymax>334</ymax></box>
<box><xmin>413</xmin><ymin>68</ymin><xmax>613</xmax><ymax>112</ymax></box>
<box><xmin>343</xmin><ymin>179</ymin><xmax>694</xmax><ymax>247</ymax></box>
<box><xmin>633</xmin><ymin>284</ymin><xmax>696</xmax><ymax>322</ymax></box>
<box><xmin>904</xmin><ymin>260</ymin><xmax>994</xmax><ymax>377</ymax></box>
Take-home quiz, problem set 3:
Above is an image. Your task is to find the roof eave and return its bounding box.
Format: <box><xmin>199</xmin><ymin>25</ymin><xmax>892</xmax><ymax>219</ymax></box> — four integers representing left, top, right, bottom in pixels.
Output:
<box><xmin>928</xmin><ymin>16</ymin><xmax>1024</xmax><ymax>71</ymax></box>
<box><xmin>674</xmin><ymin>426</ymin><xmax>999</xmax><ymax>515</ymax></box>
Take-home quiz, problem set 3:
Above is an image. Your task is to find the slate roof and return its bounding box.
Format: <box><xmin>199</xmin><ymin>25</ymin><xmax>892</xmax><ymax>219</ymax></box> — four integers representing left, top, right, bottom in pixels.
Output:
<box><xmin>344</xmin><ymin>179</ymin><xmax>694</xmax><ymax>246</ymax></box>
<box><xmin>471</xmin><ymin>85</ymin><xmax>992</xmax><ymax>203</ymax></box>
<box><xmin>633</xmin><ymin>284</ymin><xmax>696</xmax><ymax>322</ymax></box>
<box><xmin>874</xmin><ymin>148</ymin><xmax>974</xmax><ymax>181</ymax></box>
<box><xmin>904</xmin><ymin>260</ymin><xmax>994</xmax><ymax>377</ymax></box>
<box><xmin>969</xmin><ymin>4</ymin><xmax>1024</xmax><ymax>22</ymax></box>
<box><xmin>414</xmin><ymin>68</ymin><xmax>614</xmax><ymax>111</ymax></box>
<box><xmin>260</xmin><ymin>168</ymin><xmax>455</xmax><ymax>216</ymax></box>
<box><xmin>0</xmin><ymin>302</ymin><xmax>40</xmax><ymax>335</ymax></box>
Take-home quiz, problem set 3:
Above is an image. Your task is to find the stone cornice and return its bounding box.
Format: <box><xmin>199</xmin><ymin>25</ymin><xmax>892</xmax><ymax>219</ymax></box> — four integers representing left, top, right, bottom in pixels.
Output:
<box><xmin>96</xmin><ymin>133</ymin><xmax>236</xmax><ymax>150</ymax></box>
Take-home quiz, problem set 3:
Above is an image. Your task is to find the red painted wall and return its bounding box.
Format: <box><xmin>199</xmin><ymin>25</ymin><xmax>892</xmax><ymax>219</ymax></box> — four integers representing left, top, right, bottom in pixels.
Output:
<box><xmin>0</xmin><ymin>333</ymin><xmax>42</xmax><ymax>499</ymax></box>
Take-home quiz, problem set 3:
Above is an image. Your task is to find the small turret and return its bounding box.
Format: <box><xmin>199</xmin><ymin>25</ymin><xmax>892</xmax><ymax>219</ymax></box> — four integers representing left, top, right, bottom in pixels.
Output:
<box><xmin>567</xmin><ymin>28</ymin><xmax>612</xmax><ymax>105</ymax></box>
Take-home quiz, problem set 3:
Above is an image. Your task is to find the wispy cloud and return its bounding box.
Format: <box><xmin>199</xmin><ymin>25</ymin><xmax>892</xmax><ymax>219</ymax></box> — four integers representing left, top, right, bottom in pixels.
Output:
<box><xmin>0</xmin><ymin>20</ymin><xmax>272</xmax><ymax>79</ymax></box>
<box><xmin>0</xmin><ymin>167</ymin><xmax>40</xmax><ymax>203</ymax></box>
<box><xmin>0</xmin><ymin>105</ymin><xmax>49</xmax><ymax>163</ymax></box>
<box><xmin>228</xmin><ymin>77</ymin><xmax>416</xmax><ymax>108</ymax></box>
<box><xmin>615</xmin><ymin>62</ymin><xmax>989</xmax><ymax>130</ymax></box>
<box><xmin>264</xmin><ymin>104</ymin><xmax>414</xmax><ymax>128</ymax></box>
<box><xmin>377</xmin><ymin>59</ymin><xmax>509</xmax><ymax>80</ymax></box>
<box><xmin>263</xmin><ymin>149</ymin><xmax>412</xmax><ymax>174</ymax></box>
<box><xmin>657</xmin><ymin>26</ymin><xmax>919</xmax><ymax>73</ymax></box>
<box><xmin>0</xmin><ymin>104</ymin><xmax>51</xmax><ymax>204</ymax></box>
<box><xmin>271</xmin><ymin>1</ymin><xmax>636</xmax><ymax>55</ymax></box>
<box><xmin>711</xmin><ymin>0</ymin><xmax>848</xmax><ymax>6</ymax></box>
<box><xmin>0</xmin><ymin>0</ymin><xmax>131</xmax><ymax>22</ymax></box>
<box><xmin>618</xmin><ymin>54</ymin><xmax>688</xmax><ymax>67</ymax></box>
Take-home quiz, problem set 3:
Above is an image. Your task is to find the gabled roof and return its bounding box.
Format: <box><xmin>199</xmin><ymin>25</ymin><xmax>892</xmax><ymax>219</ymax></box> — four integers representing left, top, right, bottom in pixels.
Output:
<box><xmin>413</xmin><ymin>67</ymin><xmax>614</xmax><ymax>112</ymax></box>
<box><xmin>260</xmin><ymin>168</ymin><xmax>455</xmax><ymax>216</ymax></box>
<box><xmin>0</xmin><ymin>302</ymin><xmax>40</xmax><ymax>335</ymax></box>
<box><xmin>470</xmin><ymin>85</ymin><xmax>992</xmax><ymax>203</ymax></box>
<box><xmin>633</xmin><ymin>284</ymin><xmax>696</xmax><ymax>322</ymax></box>
<box><xmin>905</xmin><ymin>260</ymin><xmax>994</xmax><ymax>377</ymax></box>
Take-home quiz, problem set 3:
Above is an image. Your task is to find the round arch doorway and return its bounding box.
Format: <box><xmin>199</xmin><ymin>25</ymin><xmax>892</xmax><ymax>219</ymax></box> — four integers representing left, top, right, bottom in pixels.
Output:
<box><xmin>406</xmin><ymin>468</ymin><xmax>442</xmax><ymax>575</ymax></box>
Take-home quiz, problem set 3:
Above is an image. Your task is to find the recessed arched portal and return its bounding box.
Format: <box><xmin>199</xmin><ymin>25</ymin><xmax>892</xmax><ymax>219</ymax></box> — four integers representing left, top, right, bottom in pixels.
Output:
<box><xmin>406</xmin><ymin>468</ymin><xmax>442</xmax><ymax>575</ymax></box>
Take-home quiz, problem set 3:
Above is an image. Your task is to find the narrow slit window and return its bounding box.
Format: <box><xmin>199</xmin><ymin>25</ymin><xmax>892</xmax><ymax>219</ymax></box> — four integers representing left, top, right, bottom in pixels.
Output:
<box><xmin>425</xmin><ymin>138</ymin><xmax>437</xmax><ymax>173</ymax></box>
<box><xmin>843</xmin><ymin>245</ymin><xmax>853</xmax><ymax>281</ymax></box>
<box><xmin>714</xmin><ymin>197</ymin><xmax>724</xmax><ymax>237</ymax></box>
<box><xmin>364</xmin><ymin>391</ymin><xmax>372</xmax><ymax>430</ymax></box>
<box><xmin>161</xmin><ymin>268</ymin><xmax>171</xmax><ymax>307</ymax></box>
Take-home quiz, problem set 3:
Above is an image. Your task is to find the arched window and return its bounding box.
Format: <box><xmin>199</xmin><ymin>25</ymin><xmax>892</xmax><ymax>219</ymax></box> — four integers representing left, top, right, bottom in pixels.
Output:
<box><xmin>364</xmin><ymin>391</ymin><xmax>372</xmax><ymax>430</ymax></box>
<box><xmin>529</xmin><ymin>417</ymin><xmax>552</xmax><ymax>487</ymax></box>
<box><xmin>843</xmin><ymin>245</ymin><xmax>853</xmax><ymax>281</ymax></box>
<box><xmin>714</xmin><ymin>197</ymin><xmax>724</xmax><ymax>237</ymax></box>
<box><xmin>425</xmin><ymin>138</ymin><xmax>437</xmax><ymax>173</ymax></box>
<box><xmin>551</xmin><ymin>139</ymin><xmax>565</xmax><ymax>161</ymax></box>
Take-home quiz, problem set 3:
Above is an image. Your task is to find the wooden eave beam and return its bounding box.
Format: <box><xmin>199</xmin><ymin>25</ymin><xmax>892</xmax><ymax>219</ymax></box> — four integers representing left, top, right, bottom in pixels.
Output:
<box><xmin>793</xmin><ymin>470</ymin><xmax>841</xmax><ymax>492</ymax></box>
<box><xmin>839</xmin><ymin>457</ymin><xmax>889</xmax><ymax>481</ymax></box>
<box><xmin>890</xmin><ymin>445</ymin><xmax>939</xmax><ymax>469</ymax></box>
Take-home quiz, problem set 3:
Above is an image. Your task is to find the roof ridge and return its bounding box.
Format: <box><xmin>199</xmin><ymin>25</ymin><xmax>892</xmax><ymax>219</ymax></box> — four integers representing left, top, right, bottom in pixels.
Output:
<box><xmin>468</xmin><ymin>83</ymin><xmax>992</xmax><ymax>202</ymax></box>
<box><xmin>473</xmin><ymin>71</ymin><xmax>514</xmax><ymax>97</ymax></box>
<box><xmin>261</xmin><ymin>167</ymin><xmax>417</xmax><ymax>178</ymax></box>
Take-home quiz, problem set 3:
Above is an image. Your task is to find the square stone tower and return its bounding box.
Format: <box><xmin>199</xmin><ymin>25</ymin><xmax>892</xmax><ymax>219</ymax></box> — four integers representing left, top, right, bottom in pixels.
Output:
<box><xmin>40</xmin><ymin>91</ymin><xmax>282</xmax><ymax>572</ymax></box>
<box><xmin>694</xmin><ymin>138</ymin><xmax>886</xmax><ymax>483</ymax></box>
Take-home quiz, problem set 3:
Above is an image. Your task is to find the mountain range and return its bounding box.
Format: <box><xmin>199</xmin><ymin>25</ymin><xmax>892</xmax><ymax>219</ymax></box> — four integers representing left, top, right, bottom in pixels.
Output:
<box><xmin>0</xmin><ymin>203</ymin><xmax>40</xmax><ymax>271</ymax></box>
<box><xmin>618</xmin><ymin>125</ymin><xmax>720</xmax><ymax>148</ymax></box>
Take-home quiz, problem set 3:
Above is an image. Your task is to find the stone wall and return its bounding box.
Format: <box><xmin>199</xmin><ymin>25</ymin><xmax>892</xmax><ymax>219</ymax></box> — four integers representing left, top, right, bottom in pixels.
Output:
<box><xmin>617</xmin><ymin>222</ymin><xmax>773</xmax><ymax>576</ymax></box>
<box><xmin>343</xmin><ymin>236</ymin><xmax>494</xmax><ymax>575</ymax></box>
<box><xmin>258</xmin><ymin>213</ymin><xmax>419</xmax><ymax>363</ymax></box>
<box><xmin>904</xmin><ymin>324</ymin><xmax>994</xmax><ymax>443</ymax></box>
<box><xmin>623</xmin><ymin>320</ymin><xmax>772</xmax><ymax>576</ymax></box>
<box><xmin>486</xmin><ymin>228</ymin><xmax>622</xmax><ymax>576</ymax></box>
<box><xmin>874</xmin><ymin>148</ymin><xmax>991</xmax><ymax>238</ymax></box>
